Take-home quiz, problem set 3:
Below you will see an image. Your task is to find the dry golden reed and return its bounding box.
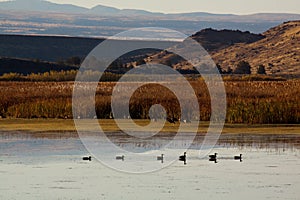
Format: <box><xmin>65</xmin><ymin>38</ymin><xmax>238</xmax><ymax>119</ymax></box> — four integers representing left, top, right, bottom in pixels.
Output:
<box><xmin>0</xmin><ymin>79</ymin><xmax>299</xmax><ymax>124</ymax></box>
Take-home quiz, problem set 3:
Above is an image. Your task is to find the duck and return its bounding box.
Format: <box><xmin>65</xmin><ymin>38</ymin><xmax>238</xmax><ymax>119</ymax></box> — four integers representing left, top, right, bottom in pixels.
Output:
<box><xmin>209</xmin><ymin>153</ymin><xmax>217</xmax><ymax>159</ymax></box>
<box><xmin>179</xmin><ymin>152</ymin><xmax>187</xmax><ymax>165</ymax></box>
<box><xmin>82</xmin><ymin>156</ymin><xmax>92</xmax><ymax>161</ymax></box>
<box><xmin>234</xmin><ymin>154</ymin><xmax>242</xmax><ymax>161</ymax></box>
<box><xmin>209</xmin><ymin>157</ymin><xmax>217</xmax><ymax>163</ymax></box>
<box><xmin>157</xmin><ymin>154</ymin><xmax>164</xmax><ymax>163</ymax></box>
<box><xmin>116</xmin><ymin>155</ymin><xmax>125</xmax><ymax>161</ymax></box>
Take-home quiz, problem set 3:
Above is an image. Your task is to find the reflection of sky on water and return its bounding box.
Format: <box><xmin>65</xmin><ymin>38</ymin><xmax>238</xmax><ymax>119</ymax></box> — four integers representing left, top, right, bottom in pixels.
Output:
<box><xmin>0</xmin><ymin>131</ymin><xmax>299</xmax><ymax>164</ymax></box>
<box><xmin>0</xmin><ymin>132</ymin><xmax>299</xmax><ymax>199</ymax></box>
<box><xmin>1</xmin><ymin>132</ymin><xmax>299</xmax><ymax>157</ymax></box>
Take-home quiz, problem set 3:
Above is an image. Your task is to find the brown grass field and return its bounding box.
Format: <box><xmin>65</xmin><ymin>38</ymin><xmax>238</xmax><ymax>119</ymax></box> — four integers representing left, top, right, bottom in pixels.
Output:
<box><xmin>0</xmin><ymin>79</ymin><xmax>299</xmax><ymax>126</ymax></box>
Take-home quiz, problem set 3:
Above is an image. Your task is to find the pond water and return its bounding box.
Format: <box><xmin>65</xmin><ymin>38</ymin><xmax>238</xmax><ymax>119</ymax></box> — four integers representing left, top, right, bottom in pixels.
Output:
<box><xmin>0</xmin><ymin>132</ymin><xmax>299</xmax><ymax>200</ymax></box>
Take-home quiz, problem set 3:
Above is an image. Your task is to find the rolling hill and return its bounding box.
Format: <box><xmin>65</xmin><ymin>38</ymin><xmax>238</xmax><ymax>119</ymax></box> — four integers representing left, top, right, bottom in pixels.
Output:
<box><xmin>1</xmin><ymin>0</ymin><xmax>300</xmax><ymax>37</ymax></box>
<box><xmin>139</xmin><ymin>29</ymin><xmax>265</xmax><ymax>71</ymax></box>
<box><xmin>0</xmin><ymin>21</ymin><xmax>299</xmax><ymax>75</ymax></box>
<box><xmin>0</xmin><ymin>0</ymin><xmax>88</xmax><ymax>13</ymax></box>
<box><xmin>0</xmin><ymin>28</ymin><xmax>263</xmax><ymax>74</ymax></box>
<box><xmin>125</xmin><ymin>21</ymin><xmax>300</xmax><ymax>75</ymax></box>
<box><xmin>213</xmin><ymin>21</ymin><xmax>300</xmax><ymax>75</ymax></box>
<box><xmin>1</xmin><ymin>0</ymin><xmax>299</xmax><ymax>21</ymax></box>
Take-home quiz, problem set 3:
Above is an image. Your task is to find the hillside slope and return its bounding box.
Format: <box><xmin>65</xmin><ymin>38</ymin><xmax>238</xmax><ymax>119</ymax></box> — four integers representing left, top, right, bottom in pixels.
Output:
<box><xmin>212</xmin><ymin>21</ymin><xmax>300</xmax><ymax>74</ymax></box>
<box><xmin>139</xmin><ymin>29</ymin><xmax>264</xmax><ymax>71</ymax></box>
<box><xmin>1</xmin><ymin>21</ymin><xmax>299</xmax><ymax>75</ymax></box>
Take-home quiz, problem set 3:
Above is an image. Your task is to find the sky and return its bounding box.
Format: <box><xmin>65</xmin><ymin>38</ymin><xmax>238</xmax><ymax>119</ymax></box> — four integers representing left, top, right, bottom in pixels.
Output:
<box><xmin>1</xmin><ymin>0</ymin><xmax>300</xmax><ymax>14</ymax></box>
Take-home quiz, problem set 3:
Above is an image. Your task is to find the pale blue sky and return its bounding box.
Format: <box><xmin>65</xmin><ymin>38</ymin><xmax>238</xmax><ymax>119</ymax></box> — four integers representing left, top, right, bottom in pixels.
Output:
<box><xmin>1</xmin><ymin>0</ymin><xmax>300</xmax><ymax>14</ymax></box>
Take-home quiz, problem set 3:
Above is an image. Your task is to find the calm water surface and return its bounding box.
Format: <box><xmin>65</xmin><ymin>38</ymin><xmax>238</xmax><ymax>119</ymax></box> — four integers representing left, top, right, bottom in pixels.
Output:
<box><xmin>0</xmin><ymin>132</ymin><xmax>299</xmax><ymax>200</ymax></box>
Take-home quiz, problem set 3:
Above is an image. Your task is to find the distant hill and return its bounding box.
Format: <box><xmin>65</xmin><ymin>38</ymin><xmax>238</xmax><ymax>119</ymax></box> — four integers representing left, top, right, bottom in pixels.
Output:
<box><xmin>1</xmin><ymin>0</ymin><xmax>300</xmax><ymax>36</ymax></box>
<box><xmin>138</xmin><ymin>29</ymin><xmax>264</xmax><ymax>71</ymax></box>
<box><xmin>0</xmin><ymin>34</ymin><xmax>175</xmax><ymax>74</ymax></box>
<box><xmin>0</xmin><ymin>35</ymin><xmax>104</xmax><ymax>62</ymax></box>
<box><xmin>0</xmin><ymin>58</ymin><xmax>78</xmax><ymax>75</ymax></box>
<box><xmin>125</xmin><ymin>21</ymin><xmax>300</xmax><ymax>75</ymax></box>
<box><xmin>191</xmin><ymin>28</ymin><xmax>265</xmax><ymax>52</ymax></box>
<box><xmin>0</xmin><ymin>0</ymin><xmax>160</xmax><ymax>16</ymax></box>
<box><xmin>0</xmin><ymin>0</ymin><xmax>88</xmax><ymax>13</ymax></box>
<box><xmin>213</xmin><ymin>21</ymin><xmax>300</xmax><ymax>75</ymax></box>
<box><xmin>1</xmin><ymin>0</ymin><xmax>299</xmax><ymax>21</ymax></box>
<box><xmin>0</xmin><ymin>21</ymin><xmax>299</xmax><ymax>75</ymax></box>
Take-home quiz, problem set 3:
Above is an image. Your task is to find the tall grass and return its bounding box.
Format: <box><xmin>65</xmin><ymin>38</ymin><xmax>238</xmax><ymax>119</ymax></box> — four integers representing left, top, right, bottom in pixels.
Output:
<box><xmin>0</xmin><ymin>70</ymin><xmax>122</xmax><ymax>82</ymax></box>
<box><xmin>0</xmin><ymin>79</ymin><xmax>299</xmax><ymax>124</ymax></box>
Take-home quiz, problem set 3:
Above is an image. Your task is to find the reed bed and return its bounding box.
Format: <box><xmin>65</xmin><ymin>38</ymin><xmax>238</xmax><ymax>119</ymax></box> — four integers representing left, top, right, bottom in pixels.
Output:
<box><xmin>0</xmin><ymin>79</ymin><xmax>299</xmax><ymax>124</ymax></box>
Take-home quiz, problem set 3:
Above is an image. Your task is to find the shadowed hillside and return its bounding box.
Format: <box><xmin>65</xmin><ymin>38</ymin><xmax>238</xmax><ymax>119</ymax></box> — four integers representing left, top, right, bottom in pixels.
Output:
<box><xmin>130</xmin><ymin>21</ymin><xmax>300</xmax><ymax>75</ymax></box>
<box><xmin>1</xmin><ymin>21</ymin><xmax>299</xmax><ymax>75</ymax></box>
<box><xmin>0</xmin><ymin>58</ymin><xmax>78</xmax><ymax>75</ymax></box>
<box><xmin>0</xmin><ymin>35</ymin><xmax>104</xmax><ymax>62</ymax></box>
<box><xmin>134</xmin><ymin>29</ymin><xmax>264</xmax><ymax>71</ymax></box>
<box><xmin>191</xmin><ymin>28</ymin><xmax>265</xmax><ymax>52</ymax></box>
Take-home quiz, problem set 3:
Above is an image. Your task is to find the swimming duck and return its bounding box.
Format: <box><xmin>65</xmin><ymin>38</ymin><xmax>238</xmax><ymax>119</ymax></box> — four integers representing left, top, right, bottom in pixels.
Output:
<box><xmin>209</xmin><ymin>153</ymin><xmax>217</xmax><ymax>159</ymax></box>
<box><xmin>209</xmin><ymin>157</ymin><xmax>217</xmax><ymax>163</ymax></box>
<box><xmin>234</xmin><ymin>154</ymin><xmax>242</xmax><ymax>161</ymax></box>
<box><xmin>82</xmin><ymin>156</ymin><xmax>92</xmax><ymax>161</ymax></box>
<box><xmin>157</xmin><ymin>154</ymin><xmax>164</xmax><ymax>163</ymax></box>
<box><xmin>179</xmin><ymin>152</ymin><xmax>187</xmax><ymax>165</ymax></box>
<box><xmin>116</xmin><ymin>155</ymin><xmax>125</xmax><ymax>161</ymax></box>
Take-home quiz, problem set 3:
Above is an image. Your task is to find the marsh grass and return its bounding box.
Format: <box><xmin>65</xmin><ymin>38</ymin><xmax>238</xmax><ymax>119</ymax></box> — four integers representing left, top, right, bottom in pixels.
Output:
<box><xmin>0</xmin><ymin>79</ymin><xmax>299</xmax><ymax>124</ymax></box>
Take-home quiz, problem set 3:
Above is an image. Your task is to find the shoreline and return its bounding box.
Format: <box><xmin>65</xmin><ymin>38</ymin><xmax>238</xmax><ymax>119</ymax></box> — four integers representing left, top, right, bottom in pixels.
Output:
<box><xmin>0</xmin><ymin>119</ymin><xmax>299</xmax><ymax>135</ymax></box>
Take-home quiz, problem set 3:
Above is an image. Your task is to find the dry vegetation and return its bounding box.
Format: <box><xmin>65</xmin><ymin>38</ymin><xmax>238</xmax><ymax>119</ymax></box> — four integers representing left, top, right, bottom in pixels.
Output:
<box><xmin>213</xmin><ymin>21</ymin><xmax>300</xmax><ymax>75</ymax></box>
<box><xmin>0</xmin><ymin>78</ymin><xmax>299</xmax><ymax>124</ymax></box>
